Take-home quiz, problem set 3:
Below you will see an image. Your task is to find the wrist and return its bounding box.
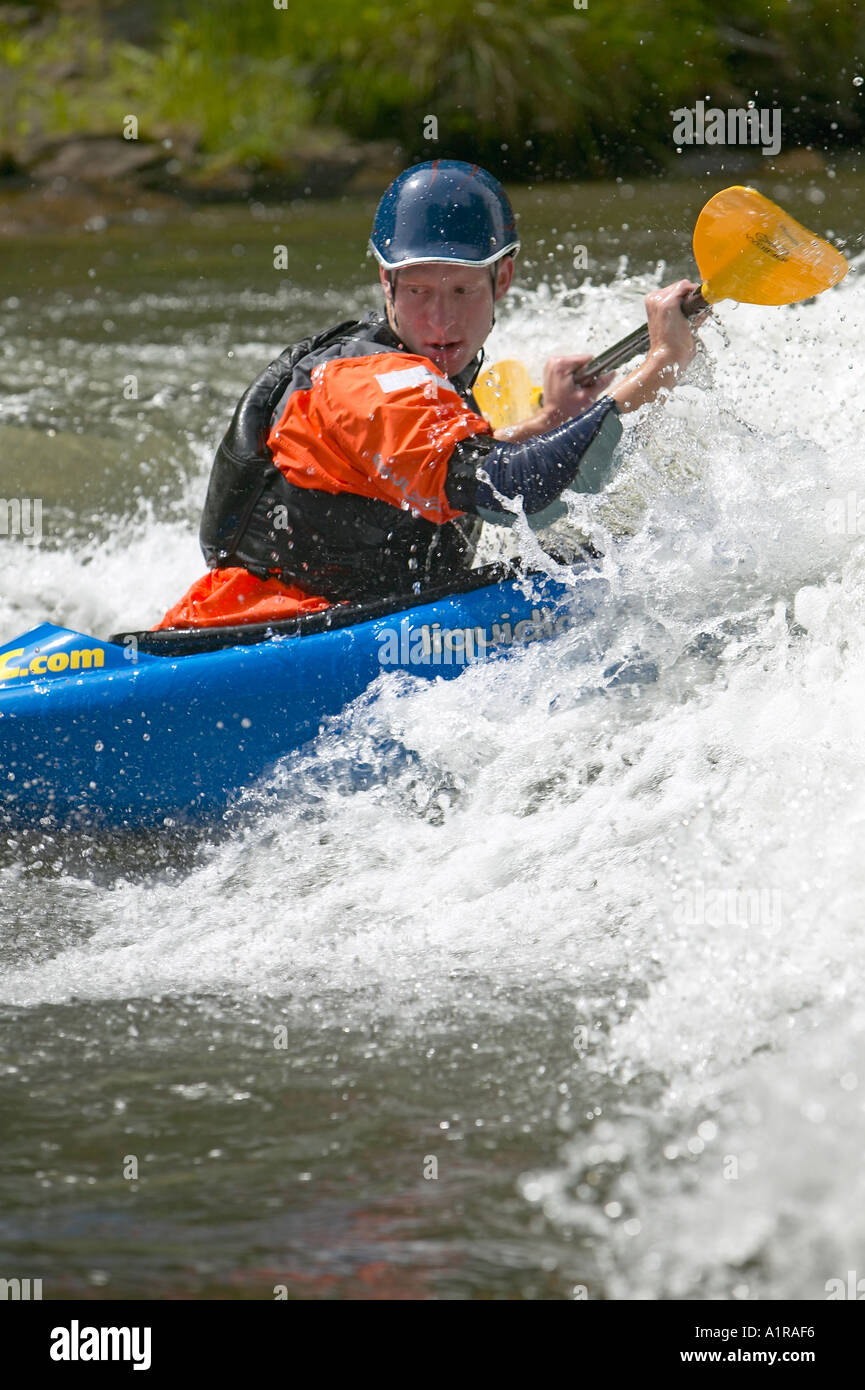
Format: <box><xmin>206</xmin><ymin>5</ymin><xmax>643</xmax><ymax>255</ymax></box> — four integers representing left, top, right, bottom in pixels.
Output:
<box><xmin>534</xmin><ymin>402</ymin><xmax>568</xmax><ymax>431</ymax></box>
<box><xmin>646</xmin><ymin>342</ymin><xmax>679</xmax><ymax>367</ymax></box>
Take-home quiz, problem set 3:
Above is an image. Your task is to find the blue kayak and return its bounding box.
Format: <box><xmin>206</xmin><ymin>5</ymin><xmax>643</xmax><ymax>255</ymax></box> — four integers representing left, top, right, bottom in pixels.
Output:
<box><xmin>0</xmin><ymin>563</ymin><xmax>613</xmax><ymax>831</ymax></box>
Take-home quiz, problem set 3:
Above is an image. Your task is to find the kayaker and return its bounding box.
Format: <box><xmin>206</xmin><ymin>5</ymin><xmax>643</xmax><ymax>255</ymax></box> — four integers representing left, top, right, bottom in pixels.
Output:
<box><xmin>155</xmin><ymin>160</ymin><xmax>702</xmax><ymax>629</ymax></box>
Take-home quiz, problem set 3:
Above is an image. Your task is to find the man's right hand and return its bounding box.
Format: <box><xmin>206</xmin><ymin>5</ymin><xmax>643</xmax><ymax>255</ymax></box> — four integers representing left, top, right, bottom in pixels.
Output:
<box><xmin>609</xmin><ymin>278</ymin><xmax>704</xmax><ymax>414</ymax></box>
<box><xmin>645</xmin><ymin>279</ymin><xmax>701</xmax><ymax>371</ymax></box>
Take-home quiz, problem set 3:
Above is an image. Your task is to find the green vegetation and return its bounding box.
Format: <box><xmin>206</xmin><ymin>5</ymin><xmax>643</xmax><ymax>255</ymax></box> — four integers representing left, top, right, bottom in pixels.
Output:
<box><xmin>0</xmin><ymin>5</ymin><xmax>313</xmax><ymax>180</ymax></box>
<box><xmin>2</xmin><ymin>0</ymin><xmax>864</xmax><ymax>184</ymax></box>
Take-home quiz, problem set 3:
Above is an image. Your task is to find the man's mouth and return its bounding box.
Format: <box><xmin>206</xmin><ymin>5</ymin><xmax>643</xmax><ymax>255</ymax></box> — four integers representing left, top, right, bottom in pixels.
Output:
<box><xmin>426</xmin><ymin>341</ymin><xmax>462</xmax><ymax>360</ymax></box>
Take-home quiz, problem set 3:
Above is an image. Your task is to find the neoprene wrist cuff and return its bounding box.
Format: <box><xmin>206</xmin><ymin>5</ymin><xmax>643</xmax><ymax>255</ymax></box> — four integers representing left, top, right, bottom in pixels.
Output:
<box><xmin>446</xmin><ymin>396</ymin><xmax>623</xmax><ymax>526</ymax></box>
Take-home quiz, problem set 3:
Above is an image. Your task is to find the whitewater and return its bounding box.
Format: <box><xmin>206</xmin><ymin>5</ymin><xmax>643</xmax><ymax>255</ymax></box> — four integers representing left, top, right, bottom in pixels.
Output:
<box><xmin>1</xmin><ymin>222</ymin><xmax>863</xmax><ymax>1299</ymax></box>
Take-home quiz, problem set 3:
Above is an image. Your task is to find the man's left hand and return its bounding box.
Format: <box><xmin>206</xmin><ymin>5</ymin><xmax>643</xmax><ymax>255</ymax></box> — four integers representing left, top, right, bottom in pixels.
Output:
<box><xmin>539</xmin><ymin>354</ymin><xmax>615</xmax><ymax>428</ymax></box>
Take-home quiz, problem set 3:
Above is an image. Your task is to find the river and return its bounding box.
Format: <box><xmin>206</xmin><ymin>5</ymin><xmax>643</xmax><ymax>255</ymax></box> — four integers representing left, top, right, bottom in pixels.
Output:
<box><xmin>1</xmin><ymin>166</ymin><xmax>864</xmax><ymax>1299</ymax></box>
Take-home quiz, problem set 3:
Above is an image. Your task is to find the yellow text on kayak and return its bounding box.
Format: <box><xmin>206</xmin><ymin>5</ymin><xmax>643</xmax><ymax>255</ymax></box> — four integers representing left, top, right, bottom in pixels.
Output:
<box><xmin>0</xmin><ymin>647</ymin><xmax>106</xmax><ymax>681</ymax></box>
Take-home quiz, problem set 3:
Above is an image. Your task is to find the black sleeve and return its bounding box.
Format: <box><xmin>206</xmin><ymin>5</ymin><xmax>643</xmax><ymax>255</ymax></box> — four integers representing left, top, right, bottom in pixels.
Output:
<box><xmin>445</xmin><ymin>396</ymin><xmax>622</xmax><ymax>523</ymax></box>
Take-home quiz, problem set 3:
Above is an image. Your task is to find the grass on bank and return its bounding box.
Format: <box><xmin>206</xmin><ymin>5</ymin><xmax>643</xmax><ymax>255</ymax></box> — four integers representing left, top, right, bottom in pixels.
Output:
<box><xmin>1</xmin><ymin>0</ymin><xmax>864</xmax><ymax>182</ymax></box>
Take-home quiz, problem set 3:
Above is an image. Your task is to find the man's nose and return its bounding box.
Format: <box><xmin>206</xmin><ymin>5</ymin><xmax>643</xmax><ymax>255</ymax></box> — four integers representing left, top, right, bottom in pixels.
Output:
<box><xmin>425</xmin><ymin>295</ymin><xmax>457</xmax><ymax>336</ymax></box>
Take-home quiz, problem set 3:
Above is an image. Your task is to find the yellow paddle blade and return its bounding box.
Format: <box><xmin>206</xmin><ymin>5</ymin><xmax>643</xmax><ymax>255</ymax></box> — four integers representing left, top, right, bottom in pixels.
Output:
<box><xmin>694</xmin><ymin>184</ymin><xmax>848</xmax><ymax>306</ymax></box>
<box><xmin>474</xmin><ymin>359</ymin><xmax>539</xmax><ymax>430</ymax></box>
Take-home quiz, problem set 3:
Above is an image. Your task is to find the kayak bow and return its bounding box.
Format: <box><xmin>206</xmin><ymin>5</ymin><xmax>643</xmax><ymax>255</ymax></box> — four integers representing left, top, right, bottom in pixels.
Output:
<box><xmin>0</xmin><ymin>563</ymin><xmax>616</xmax><ymax>831</ymax></box>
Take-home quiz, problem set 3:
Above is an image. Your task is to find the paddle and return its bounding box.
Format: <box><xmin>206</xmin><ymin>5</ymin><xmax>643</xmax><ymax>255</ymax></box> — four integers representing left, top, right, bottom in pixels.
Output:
<box><xmin>475</xmin><ymin>185</ymin><xmax>848</xmax><ymax>428</ymax></box>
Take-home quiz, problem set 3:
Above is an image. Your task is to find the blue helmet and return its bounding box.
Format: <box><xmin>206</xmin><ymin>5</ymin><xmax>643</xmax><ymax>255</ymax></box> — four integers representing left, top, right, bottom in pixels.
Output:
<box><xmin>370</xmin><ymin>160</ymin><xmax>520</xmax><ymax>271</ymax></box>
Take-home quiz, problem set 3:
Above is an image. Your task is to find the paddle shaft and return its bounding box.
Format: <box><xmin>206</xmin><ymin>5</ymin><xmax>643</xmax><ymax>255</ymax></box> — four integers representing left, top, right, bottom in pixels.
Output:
<box><xmin>573</xmin><ymin>287</ymin><xmax>709</xmax><ymax>385</ymax></box>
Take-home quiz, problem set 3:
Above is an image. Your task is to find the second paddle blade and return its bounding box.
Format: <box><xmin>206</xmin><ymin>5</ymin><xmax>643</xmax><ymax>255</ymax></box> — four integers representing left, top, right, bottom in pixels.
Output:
<box><xmin>694</xmin><ymin>184</ymin><xmax>848</xmax><ymax>306</ymax></box>
<box><xmin>474</xmin><ymin>359</ymin><xmax>538</xmax><ymax>429</ymax></box>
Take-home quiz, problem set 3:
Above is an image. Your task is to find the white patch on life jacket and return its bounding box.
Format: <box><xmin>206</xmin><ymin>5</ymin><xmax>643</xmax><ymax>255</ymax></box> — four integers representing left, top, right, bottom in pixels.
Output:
<box><xmin>374</xmin><ymin>365</ymin><xmax>460</xmax><ymax>397</ymax></box>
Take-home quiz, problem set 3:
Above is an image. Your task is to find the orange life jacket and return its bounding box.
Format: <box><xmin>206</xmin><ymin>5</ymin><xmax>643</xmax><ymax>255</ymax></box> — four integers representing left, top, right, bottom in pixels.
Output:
<box><xmin>155</xmin><ymin>315</ymin><xmax>491</xmax><ymax>630</ymax></box>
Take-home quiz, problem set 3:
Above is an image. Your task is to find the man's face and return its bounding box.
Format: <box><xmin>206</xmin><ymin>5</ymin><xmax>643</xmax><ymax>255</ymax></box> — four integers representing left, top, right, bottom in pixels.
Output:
<box><xmin>379</xmin><ymin>258</ymin><xmax>514</xmax><ymax>378</ymax></box>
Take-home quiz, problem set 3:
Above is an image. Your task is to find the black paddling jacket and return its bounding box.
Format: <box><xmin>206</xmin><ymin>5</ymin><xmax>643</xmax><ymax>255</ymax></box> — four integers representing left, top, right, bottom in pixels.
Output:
<box><xmin>200</xmin><ymin>313</ymin><xmax>622</xmax><ymax>602</ymax></box>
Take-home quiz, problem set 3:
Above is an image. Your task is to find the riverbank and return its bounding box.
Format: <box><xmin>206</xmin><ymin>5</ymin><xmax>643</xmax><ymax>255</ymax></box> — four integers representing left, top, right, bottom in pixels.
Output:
<box><xmin>0</xmin><ymin>0</ymin><xmax>396</xmax><ymax>218</ymax></box>
<box><xmin>0</xmin><ymin>131</ymin><xmax>401</xmax><ymax>236</ymax></box>
<box><xmin>0</xmin><ymin>142</ymin><xmax>841</xmax><ymax>240</ymax></box>
<box><xmin>1</xmin><ymin>0</ymin><xmax>861</xmax><ymax>237</ymax></box>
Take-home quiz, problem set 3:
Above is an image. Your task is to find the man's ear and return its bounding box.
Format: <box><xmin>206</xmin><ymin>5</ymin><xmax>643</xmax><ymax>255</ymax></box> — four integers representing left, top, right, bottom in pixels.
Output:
<box><xmin>378</xmin><ymin>266</ymin><xmax>394</xmax><ymax>304</ymax></box>
<box><xmin>494</xmin><ymin>256</ymin><xmax>515</xmax><ymax>302</ymax></box>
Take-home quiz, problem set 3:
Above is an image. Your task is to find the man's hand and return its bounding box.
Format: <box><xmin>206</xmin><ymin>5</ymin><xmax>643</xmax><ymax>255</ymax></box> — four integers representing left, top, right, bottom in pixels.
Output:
<box><xmin>644</xmin><ymin>279</ymin><xmax>702</xmax><ymax>371</ymax></box>
<box><xmin>492</xmin><ymin>352</ymin><xmax>616</xmax><ymax>441</ymax></box>
<box><xmin>539</xmin><ymin>355</ymin><xmax>616</xmax><ymax>429</ymax></box>
<box><xmin>608</xmin><ymin>278</ymin><xmax>706</xmax><ymax>414</ymax></box>
<box><xmin>492</xmin><ymin>279</ymin><xmax>706</xmax><ymax>440</ymax></box>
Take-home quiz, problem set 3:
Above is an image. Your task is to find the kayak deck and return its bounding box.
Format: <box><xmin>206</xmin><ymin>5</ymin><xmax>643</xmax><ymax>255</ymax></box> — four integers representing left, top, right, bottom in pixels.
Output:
<box><xmin>111</xmin><ymin>562</ymin><xmax>516</xmax><ymax>656</ymax></box>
